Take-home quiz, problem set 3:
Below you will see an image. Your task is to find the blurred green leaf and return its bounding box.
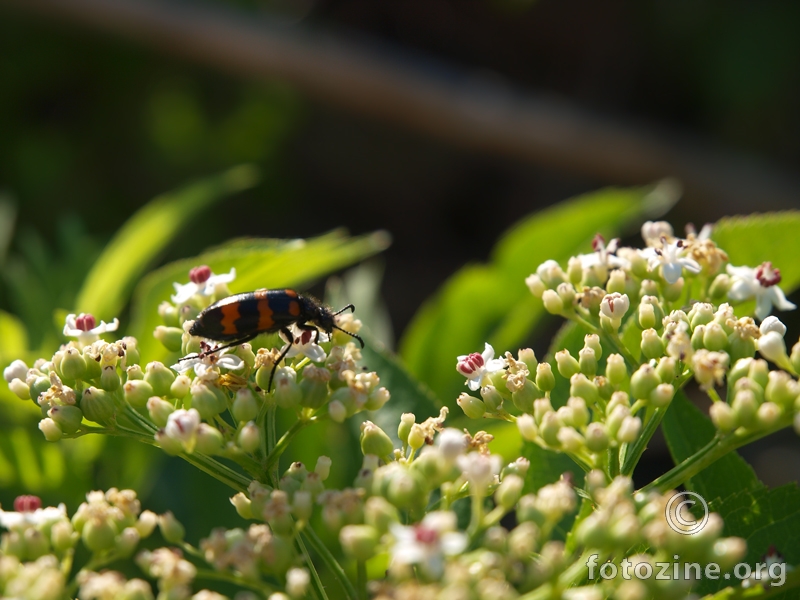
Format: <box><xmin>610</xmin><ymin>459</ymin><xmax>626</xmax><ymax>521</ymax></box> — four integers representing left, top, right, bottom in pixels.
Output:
<box><xmin>0</xmin><ymin>194</ymin><xmax>16</xmax><ymax>264</ymax></box>
<box><xmin>75</xmin><ymin>165</ymin><xmax>260</xmax><ymax>321</ymax></box>
<box><xmin>0</xmin><ymin>309</ymin><xmax>28</xmax><ymax>365</ymax></box>
<box><xmin>400</xmin><ymin>183</ymin><xmax>677</xmax><ymax>405</ymax></box>
<box><xmin>129</xmin><ymin>230</ymin><xmax>391</xmax><ymax>363</ymax></box>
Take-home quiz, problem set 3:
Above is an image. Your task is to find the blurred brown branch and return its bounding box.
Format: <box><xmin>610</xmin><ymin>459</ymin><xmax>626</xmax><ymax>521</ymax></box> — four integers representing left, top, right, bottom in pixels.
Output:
<box><xmin>3</xmin><ymin>0</ymin><xmax>799</xmax><ymax>208</ymax></box>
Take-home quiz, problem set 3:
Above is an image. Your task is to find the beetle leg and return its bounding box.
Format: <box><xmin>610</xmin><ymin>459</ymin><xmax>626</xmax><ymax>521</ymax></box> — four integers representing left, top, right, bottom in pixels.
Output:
<box><xmin>267</xmin><ymin>327</ymin><xmax>296</xmax><ymax>393</ymax></box>
<box><xmin>185</xmin><ymin>333</ymin><xmax>259</xmax><ymax>361</ymax></box>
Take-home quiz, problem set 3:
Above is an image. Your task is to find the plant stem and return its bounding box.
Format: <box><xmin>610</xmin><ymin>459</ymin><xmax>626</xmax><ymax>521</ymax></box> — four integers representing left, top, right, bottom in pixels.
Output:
<box><xmin>264</xmin><ymin>416</ymin><xmax>316</xmax><ymax>474</ymax></box>
<box><xmin>302</xmin><ymin>525</ymin><xmax>358</xmax><ymax>600</ymax></box>
<box><xmin>194</xmin><ymin>569</ymin><xmax>275</xmax><ymax>596</ymax></box>
<box><xmin>357</xmin><ymin>560</ymin><xmax>367</xmax><ymax>600</ymax></box>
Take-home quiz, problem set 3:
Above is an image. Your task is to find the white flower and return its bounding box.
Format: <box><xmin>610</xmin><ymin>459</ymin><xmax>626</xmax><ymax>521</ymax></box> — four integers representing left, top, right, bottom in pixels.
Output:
<box><xmin>0</xmin><ymin>500</ymin><xmax>67</xmax><ymax>532</ymax></box>
<box><xmin>63</xmin><ymin>313</ymin><xmax>119</xmax><ymax>346</ymax></box>
<box><xmin>456</xmin><ymin>452</ymin><xmax>503</xmax><ymax>490</ymax></box>
<box><xmin>171</xmin><ymin>265</ymin><xmax>236</xmax><ymax>304</ymax></box>
<box><xmin>641</xmin><ymin>238</ymin><xmax>701</xmax><ymax>284</ymax></box>
<box><xmin>456</xmin><ymin>343</ymin><xmax>507</xmax><ymax>391</ymax></box>
<box><xmin>599</xmin><ymin>292</ymin><xmax>630</xmax><ymax>319</ymax></box>
<box><xmin>727</xmin><ymin>262</ymin><xmax>797</xmax><ymax>321</ymax></box>
<box><xmin>164</xmin><ymin>409</ymin><xmax>201</xmax><ymax>445</ymax></box>
<box><xmin>390</xmin><ymin>511</ymin><xmax>467</xmax><ymax>578</ymax></box>
<box><xmin>171</xmin><ymin>346</ymin><xmax>244</xmax><ymax>380</ymax></box>
<box><xmin>279</xmin><ymin>324</ymin><xmax>329</xmax><ymax>363</ymax></box>
<box><xmin>577</xmin><ymin>234</ymin><xmax>630</xmax><ymax>270</ymax></box>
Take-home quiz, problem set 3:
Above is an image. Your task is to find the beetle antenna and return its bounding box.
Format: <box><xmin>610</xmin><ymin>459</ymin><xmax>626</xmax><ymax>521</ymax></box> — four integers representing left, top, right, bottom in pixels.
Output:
<box><xmin>332</xmin><ymin>325</ymin><xmax>365</xmax><ymax>348</ymax></box>
<box><xmin>333</xmin><ymin>304</ymin><xmax>356</xmax><ymax>316</ymax></box>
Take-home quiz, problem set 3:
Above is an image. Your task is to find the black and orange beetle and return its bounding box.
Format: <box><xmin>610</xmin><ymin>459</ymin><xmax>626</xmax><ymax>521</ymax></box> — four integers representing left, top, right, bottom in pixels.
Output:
<box><xmin>186</xmin><ymin>289</ymin><xmax>364</xmax><ymax>392</ymax></box>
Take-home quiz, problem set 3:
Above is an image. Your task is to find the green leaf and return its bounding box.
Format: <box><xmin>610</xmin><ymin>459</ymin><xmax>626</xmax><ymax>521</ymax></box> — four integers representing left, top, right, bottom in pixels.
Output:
<box><xmin>129</xmin><ymin>230</ymin><xmax>390</xmax><ymax>363</ymax></box>
<box><xmin>661</xmin><ymin>391</ymin><xmax>762</xmax><ymax>501</ymax></box>
<box><xmin>713</xmin><ymin>212</ymin><xmax>800</xmax><ymax>296</ymax></box>
<box><xmin>521</xmin><ymin>441</ymin><xmax>585</xmax><ymax>494</ymax></box>
<box><xmin>696</xmin><ymin>484</ymin><xmax>800</xmax><ymax>595</ymax></box>
<box><xmin>74</xmin><ymin>165</ymin><xmax>260</xmax><ymax>320</ymax></box>
<box><xmin>400</xmin><ymin>183</ymin><xmax>676</xmax><ymax>405</ymax></box>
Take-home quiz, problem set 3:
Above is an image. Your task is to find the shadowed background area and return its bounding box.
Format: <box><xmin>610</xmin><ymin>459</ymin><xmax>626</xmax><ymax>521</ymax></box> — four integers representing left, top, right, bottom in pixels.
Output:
<box><xmin>1</xmin><ymin>0</ymin><xmax>799</xmax><ymax>540</ymax></box>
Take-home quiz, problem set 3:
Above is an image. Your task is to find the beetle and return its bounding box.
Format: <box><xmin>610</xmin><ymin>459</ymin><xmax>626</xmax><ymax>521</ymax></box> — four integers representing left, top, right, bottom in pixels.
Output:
<box><xmin>185</xmin><ymin>289</ymin><xmax>364</xmax><ymax>392</ymax></box>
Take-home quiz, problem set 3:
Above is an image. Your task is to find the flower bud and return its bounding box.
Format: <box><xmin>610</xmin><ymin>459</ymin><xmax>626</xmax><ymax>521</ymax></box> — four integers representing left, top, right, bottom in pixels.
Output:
<box><xmin>708</xmin><ymin>273</ymin><xmax>731</xmax><ymax>299</ymax></box>
<box><xmin>606</xmin><ymin>269</ymin><xmax>627</xmax><ymax>294</ymax></box>
<box><xmin>749</xmin><ymin>359</ymin><xmax>770</xmax><ymax>390</ymax></box>
<box><xmin>457</xmin><ymin>393</ymin><xmax>485</xmax><ymax>419</ymax></box>
<box><xmin>82</xmin><ymin>518</ymin><xmax>116</xmax><ymax>552</ymax></box>
<box><xmin>51</xmin><ymin>520</ymin><xmax>77</xmax><ymax>553</ymax></box>
<box><xmin>255</xmin><ymin>365</ymin><xmax>275</xmax><ymax>391</ymax></box>
<box><xmin>542</xmin><ymin>290</ymin><xmax>564</xmax><ymax>314</ymax></box>
<box><xmin>299</xmin><ymin>366</ymin><xmax>330</xmax><ymax>409</ymax></box>
<box><xmin>339</xmin><ymin>525</ymin><xmax>379</xmax><ymax>561</ymax></box>
<box><xmin>640</xmin><ymin>329</ymin><xmax>664</xmax><ymax>360</ymax></box>
<box><xmin>158</xmin><ymin>301</ymin><xmax>179</xmax><ymax>326</ymax></box>
<box><xmin>397</xmin><ymin>413</ymin><xmax>415</xmax><ymax>445</ymax></box>
<box><xmin>691</xmin><ymin>324</ymin><xmax>707</xmax><ymax>350</ymax></box>
<box><xmin>238</xmin><ymin>422</ymin><xmax>260</xmax><ymax>453</ymax></box>
<box><xmin>630</xmin><ymin>364</ymin><xmax>660</xmax><ymax>400</ymax></box>
<box><xmin>154</xmin><ymin>326</ymin><xmax>184</xmax><ymax>352</ymax></box>
<box><xmin>116</xmin><ymin>527</ymin><xmax>140</xmax><ymax>557</ymax></box>
<box><xmin>605</xmin><ymin>353</ymin><xmax>628</xmax><ymax>387</ymax></box>
<box><xmin>710</xmin><ymin>401</ymin><xmax>736</xmax><ymax>432</ymax></box>
<box><xmin>509</xmin><ymin>522</ymin><xmax>539</xmax><ymax>558</ymax></box>
<box><xmin>48</xmin><ymin>404</ymin><xmax>83</xmax><ymax>434</ymax></box>
<box><xmin>144</xmin><ymin>362</ymin><xmax>176</xmax><ymax>397</ymax></box>
<box><xmin>703</xmin><ymin>323</ymin><xmax>729</xmax><ymax>352</ymax></box>
<box><xmin>38</xmin><ymin>418</ymin><xmax>63</xmax><ymax>442</ymax></box>
<box><xmin>732</xmin><ymin>390</ymin><xmax>758</xmax><ymax>428</ymax></box>
<box><xmin>169</xmin><ymin>375</ymin><xmax>191</xmax><ymax>400</ymax></box>
<box><xmin>193</xmin><ymin>423</ymin><xmax>223</xmax><ymax>455</ymax></box>
<box><xmin>81</xmin><ymin>387</ymin><xmax>115</xmax><ymax>424</ymax></box>
<box><xmin>136</xmin><ymin>511</ymin><xmax>158</xmax><ymax>538</ymax></box>
<box><xmin>29</xmin><ymin>375</ymin><xmax>51</xmax><ymax>403</ymax></box>
<box><xmin>158</xmin><ymin>511</ymin><xmax>185</xmax><ymax>544</ymax></box>
<box><xmin>8</xmin><ymin>377</ymin><xmax>30</xmax><ymax>400</ymax></box>
<box><xmin>60</xmin><ymin>347</ymin><xmax>87</xmax><ymax>381</ymax></box>
<box><xmin>230</xmin><ymin>493</ymin><xmax>253</xmax><ymax>520</ymax></box>
<box><xmin>617</xmin><ymin>416</ymin><xmax>641</xmax><ymax>443</ymax></box>
<box><xmin>495</xmin><ymin>474</ymin><xmax>524</xmax><ymax>510</ymax></box>
<box><xmin>578</xmin><ymin>347</ymin><xmax>598</xmax><ymax>377</ymax></box>
<box><xmin>570</xmin><ymin>373</ymin><xmax>599</xmax><ymax>404</ymax></box>
<box><xmin>556</xmin><ymin>282</ymin><xmax>576</xmax><ymax>306</ymax></box>
<box><xmin>126</xmin><ymin>365</ymin><xmax>144</xmax><ymax>381</ymax></box>
<box><xmin>649</xmin><ymin>383</ymin><xmax>674</xmax><ymax>408</ymax></box>
<box><xmin>517</xmin><ymin>414</ymin><xmax>538</xmax><ymax>442</ymax></box>
<box><xmin>540</xmin><ymin>412</ymin><xmax>562</xmax><ymax>447</ymax></box>
<box><xmin>557</xmin><ymin>427</ymin><xmax>584</xmax><ymax>452</ymax></box>
<box><xmin>791</xmin><ymin>341</ymin><xmax>800</xmax><ymax>374</ymax></box>
<box><xmin>534</xmin><ymin>363</ymin><xmax>555</xmax><ymax>392</ymax></box>
<box><xmin>600</xmin><ymin>292</ymin><xmax>630</xmax><ymax>322</ymax></box>
<box><xmin>567</xmin><ymin>397</ymin><xmax>589</xmax><ymax>428</ymax></box>
<box><xmin>511</xmin><ymin>379</ymin><xmax>540</xmax><ymax>413</ymax></box>
<box><xmin>525</xmin><ymin>274</ymin><xmax>546</xmax><ymax>298</ymax></box>
<box><xmin>480</xmin><ymin>385</ymin><xmax>505</xmax><ymax>412</ymax></box>
<box><xmin>638</xmin><ymin>302</ymin><xmax>656</xmax><ymax>330</ymax></box>
<box><xmin>360</xmin><ymin>421</ymin><xmax>393</xmax><ymax>458</ymax></box>
<box><xmin>124</xmin><ymin>379</ymin><xmax>155</xmax><ymax>410</ymax></box>
<box><xmin>232</xmin><ymin>388</ymin><xmax>260</xmax><ymax>422</ymax></box>
<box><xmin>407</xmin><ymin>424</ymin><xmax>425</xmax><ymax>451</ymax></box>
<box><xmin>189</xmin><ymin>383</ymin><xmax>225</xmax><ymax>419</ymax></box>
<box><xmin>364</xmin><ymin>496</ymin><xmax>399</xmax><ymax>534</ymax></box>
<box><xmin>584</xmin><ymin>423</ymin><xmax>609</xmax><ymax>452</ymax></box>
<box><xmin>606</xmin><ymin>405</ymin><xmax>629</xmax><ymax>439</ymax></box>
<box><xmin>758</xmin><ymin>331</ymin><xmax>792</xmax><ymax>370</ymax></box>
<box><xmin>757</xmin><ymin>402</ymin><xmax>781</xmax><ymax>429</ymax></box>
<box><xmin>728</xmin><ymin>332</ymin><xmax>757</xmax><ymax>364</ymax></box>
<box><xmin>366</xmin><ymin>387</ymin><xmax>390</xmax><ymax>411</ymax></box>
<box><xmin>99</xmin><ymin>365</ymin><xmax>121</xmax><ymax>392</ymax></box>
<box><xmin>533</xmin><ymin>397</ymin><xmax>554</xmax><ymax>424</ymax></box>
<box><xmin>655</xmin><ymin>356</ymin><xmax>677</xmax><ymax>383</ymax></box>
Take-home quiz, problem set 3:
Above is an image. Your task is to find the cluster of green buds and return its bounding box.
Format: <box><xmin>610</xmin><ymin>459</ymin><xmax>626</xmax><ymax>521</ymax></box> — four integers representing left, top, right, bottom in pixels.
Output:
<box><xmin>456</xmin><ymin>221</ymin><xmax>800</xmax><ymax>478</ymax></box>
<box><xmin>0</xmin><ymin>490</ymin><xmax>247</xmax><ymax>600</ymax></box>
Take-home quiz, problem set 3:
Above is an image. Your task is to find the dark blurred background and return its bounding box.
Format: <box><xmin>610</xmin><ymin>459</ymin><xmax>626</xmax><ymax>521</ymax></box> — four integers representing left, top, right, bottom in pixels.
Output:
<box><xmin>1</xmin><ymin>0</ymin><xmax>800</xmax><ymax>513</ymax></box>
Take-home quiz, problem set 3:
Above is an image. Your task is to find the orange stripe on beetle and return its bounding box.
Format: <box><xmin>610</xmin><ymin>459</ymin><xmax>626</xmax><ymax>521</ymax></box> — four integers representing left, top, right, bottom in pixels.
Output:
<box><xmin>288</xmin><ymin>300</ymin><xmax>301</xmax><ymax>317</ymax></box>
<box><xmin>219</xmin><ymin>303</ymin><xmax>241</xmax><ymax>335</ymax></box>
<box><xmin>257</xmin><ymin>298</ymin><xmax>274</xmax><ymax>330</ymax></box>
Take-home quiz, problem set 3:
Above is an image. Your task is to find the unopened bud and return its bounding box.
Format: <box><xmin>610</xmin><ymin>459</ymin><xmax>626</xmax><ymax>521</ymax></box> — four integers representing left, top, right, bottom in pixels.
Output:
<box><xmin>238</xmin><ymin>422</ymin><xmax>260</xmax><ymax>453</ymax></box>
<box><xmin>124</xmin><ymin>380</ymin><xmax>155</xmax><ymax>410</ymax></box>
<box><xmin>154</xmin><ymin>326</ymin><xmax>184</xmax><ymax>352</ymax></box>
<box><xmin>169</xmin><ymin>375</ymin><xmax>191</xmax><ymax>400</ymax></box>
<box><xmin>38</xmin><ymin>417</ymin><xmax>63</xmax><ymax>442</ymax></box>
<box><xmin>584</xmin><ymin>423</ymin><xmax>609</xmax><ymax>452</ymax></box>
<box><xmin>640</xmin><ymin>329</ymin><xmax>664</xmax><ymax>360</ymax></box>
<box><xmin>570</xmin><ymin>373</ymin><xmax>599</xmax><ymax>405</ymax></box>
<box><xmin>457</xmin><ymin>393</ymin><xmax>485</xmax><ymax>419</ymax></box>
<box><xmin>397</xmin><ymin>413</ymin><xmax>415</xmax><ymax>445</ymax></box>
<box><xmin>158</xmin><ymin>512</ymin><xmax>185</xmax><ymax>544</ymax></box>
<box><xmin>630</xmin><ymin>364</ymin><xmax>660</xmax><ymax>400</ymax></box>
<box><xmin>48</xmin><ymin>404</ymin><xmax>83</xmax><ymax>434</ymax></box>
<box><xmin>578</xmin><ymin>347</ymin><xmax>598</xmax><ymax>377</ymax></box>
<box><xmin>339</xmin><ymin>525</ymin><xmax>379</xmax><ymax>561</ymax></box>
<box><xmin>81</xmin><ymin>387</ymin><xmax>115</xmax><ymax>425</ymax></box>
<box><xmin>756</xmin><ymin>402</ymin><xmax>782</xmax><ymax>429</ymax></box>
<box><xmin>517</xmin><ymin>414</ymin><xmax>537</xmax><ymax>442</ymax></box>
<box><xmin>703</xmin><ymin>323</ymin><xmax>729</xmax><ymax>352</ymax></box>
<box><xmin>360</xmin><ymin>421</ymin><xmax>394</xmax><ymax>458</ymax></box>
<box><xmin>617</xmin><ymin>416</ymin><xmax>641</xmax><ymax>443</ymax></box>
<box><xmin>299</xmin><ymin>366</ymin><xmax>330</xmax><ymax>409</ymax></box>
<box><xmin>710</xmin><ymin>402</ymin><xmax>736</xmax><ymax>433</ymax></box>
<box><xmin>99</xmin><ymin>366</ymin><xmax>121</xmax><ymax>392</ymax></box>
<box><xmin>649</xmin><ymin>383</ymin><xmax>674</xmax><ymax>408</ymax></box>
<box><xmin>495</xmin><ymin>475</ymin><xmax>524</xmax><ymax>510</ymax></box>
<box><xmin>82</xmin><ymin>518</ymin><xmax>116</xmax><ymax>552</ymax></box>
<box><xmin>732</xmin><ymin>390</ymin><xmax>758</xmax><ymax>428</ymax></box>
<box><xmin>233</xmin><ymin>388</ymin><xmax>260</xmax><ymax>422</ymax></box>
<box><xmin>60</xmin><ymin>348</ymin><xmax>87</xmax><ymax>381</ymax></box>
<box><xmin>605</xmin><ymin>354</ymin><xmax>628</xmax><ymax>386</ymax></box>
<box><xmin>144</xmin><ymin>362</ymin><xmax>176</xmax><ymax>397</ymax></box>
<box><xmin>535</xmin><ymin>363</ymin><xmax>555</xmax><ymax>392</ymax></box>
<box><xmin>542</xmin><ymin>290</ymin><xmax>564</xmax><ymax>315</ymax></box>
